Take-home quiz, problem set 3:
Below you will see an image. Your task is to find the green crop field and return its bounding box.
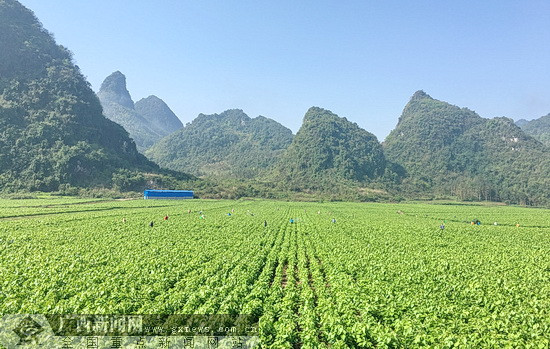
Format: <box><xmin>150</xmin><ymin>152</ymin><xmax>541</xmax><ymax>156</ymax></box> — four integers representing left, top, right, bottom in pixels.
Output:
<box><xmin>0</xmin><ymin>198</ymin><xmax>548</xmax><ymax>348</ymax></box>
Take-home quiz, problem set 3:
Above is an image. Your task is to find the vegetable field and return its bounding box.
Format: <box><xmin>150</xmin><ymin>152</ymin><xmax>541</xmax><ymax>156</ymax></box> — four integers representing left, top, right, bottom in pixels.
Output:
<box><xmin>0</xmin><ymin>198</ymin><xmax>548</xmax><ymax>348</ymax></box>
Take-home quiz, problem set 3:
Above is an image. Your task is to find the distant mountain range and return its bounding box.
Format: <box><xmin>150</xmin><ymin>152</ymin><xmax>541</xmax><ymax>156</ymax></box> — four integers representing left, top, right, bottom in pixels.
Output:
<box><xmin>516</xmin><ymin>114</ymin><xmax>550</xmax><ymax>146</ymax></box>
<box><xmin>97</xmin><ymin>71</ymin><xmax>183</xmax><ymax>152</ymax></box>
<box><xmin>146</xmin><ymin>109</ymin><xmax>293</xmax><ymax>178</ymax></box>
<box><xmin>1</xmin><ymin>0</ymin><xmax>548</xmax><ymax>205</ymax></box>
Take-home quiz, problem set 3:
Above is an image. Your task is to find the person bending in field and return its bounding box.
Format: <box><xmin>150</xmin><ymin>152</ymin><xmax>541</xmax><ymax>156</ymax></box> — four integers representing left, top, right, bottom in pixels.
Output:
<box><xmin>164</xmin><ymin>215</ymin><xmax>169</xmax><ymax>221</ymax></box>
<box><xmin>149</xmin><ymin>221</ymin><xmax>154</xmax><ymax>227</ymax></box>
<box><xmin>264</xmin><ymin>220</ymin><xmax>267</xmax><ymax>227</ymax></box>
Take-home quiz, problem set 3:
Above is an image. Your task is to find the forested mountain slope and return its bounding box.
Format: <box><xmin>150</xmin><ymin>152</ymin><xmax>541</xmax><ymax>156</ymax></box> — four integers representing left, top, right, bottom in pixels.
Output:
<box><xmin>516</xmin><ymin>114</ymin><xmax>550</xmax><ymax>147</ymax></box>
<box><xmin>146</xmin><ymin>109</ymin><xmax>293</xmax><ymax>178</ymax></box>
<box><xmin>384</xmin><ymin>91</ymin><xmax>550</xmax><ymax>205</ymax></box>
<box><xmin>273</xmin><ymin>107</ymin><xmax>387</xmax><ymax>190</ymax></box>
<box><xmin>0</xmin><ymin>0</ymin><xmax>158</xmax><ymax>191</ymax></box>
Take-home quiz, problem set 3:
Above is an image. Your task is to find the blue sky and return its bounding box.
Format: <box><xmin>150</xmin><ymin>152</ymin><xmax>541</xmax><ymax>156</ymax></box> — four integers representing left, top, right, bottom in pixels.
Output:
<box><xmin>19</xmin><ymin>0</ymin><xmax>550</xmax><ymax>140</ymax></box>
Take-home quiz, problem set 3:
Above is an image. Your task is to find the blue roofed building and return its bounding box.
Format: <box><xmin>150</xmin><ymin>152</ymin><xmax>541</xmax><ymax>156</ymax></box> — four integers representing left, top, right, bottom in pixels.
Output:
<box><xmin>143</xmin><ymin>190</ymin><xmax>194</xmax><ymax>199</ymax></box>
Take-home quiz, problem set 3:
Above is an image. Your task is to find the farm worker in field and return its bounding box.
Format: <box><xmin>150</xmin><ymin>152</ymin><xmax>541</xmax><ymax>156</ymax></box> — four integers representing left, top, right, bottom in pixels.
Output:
<box><xmin>199</xmin><ymin>215</ymin><xmax>205</xmax><ymax>219</ymax></box>
<box><xmin>227</xmin><ymin>213</ymin><xmax>232</xmax><ymax>216</ymax></box>
<box><xmin>264</xmin><ymin>220</ymin><xmax>267</xmax><ymax>227</ymax></box>
<box><xmin>232</xmin><ymin>208</ymin><xmax>235</xmax><ymax>213</ymax></box>
<box><xmin>164</xmin><ymin>215</ymin><xmax>169</xmax><ymax>220</ymax></box>
<box><xmin>317</xmin><ymin>211</ymin><xmax>320</xmax><ymax>214</ymax></box>
<box><xmin>331</xmin><ymin>218</ymin><xmax>336</xmax><ymax>223</ymax></box>
<box><xmin>493</xmin><ymin>222</ymin><xmax>498</xmax><ymax>226</ymax></box>
<box><xmin>516</xmin><ymin>223</ymin><xmax>520</xmax><ymax>227</ymax></box>
<box><xmin>440</xmin><ymin>224</ymin><xmax>445</xmax><ymax>230</ymax></box>
<box><xmin>188</xmin><ymin>209</ymin><xmax>191</xmax><ymax>214</ymax></box>
<box><xmin>149</xmin><ymin>221</ymin><xmax>154</xmax><ymax>227</ymax></box>
<box><xmin>289</xmin><ymin>219</ymin><xmax>294</xmax><ymax>224</ymax></box>
<box><xmin>122</xmin><ymin>218</ymin><xmax>126</xmax><ymax>223</ymax></box>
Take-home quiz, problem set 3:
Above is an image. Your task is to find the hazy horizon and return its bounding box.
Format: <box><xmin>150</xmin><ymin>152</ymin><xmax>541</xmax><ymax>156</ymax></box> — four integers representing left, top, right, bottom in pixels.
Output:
<box><xmin>19</xmin><ymin>0</ymin><xmax>550</xmax><ymax>140</ymax></box>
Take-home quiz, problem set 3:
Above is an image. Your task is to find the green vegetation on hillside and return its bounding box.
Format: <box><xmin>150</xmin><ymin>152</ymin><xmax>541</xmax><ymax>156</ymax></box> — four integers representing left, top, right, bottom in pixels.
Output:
<box><xmin>274</xmin><ymin>107</ymin><xmax>388</xmax><ymax>190</ymax></box>
<box><xmin>0</xmin><ymin>0</ymin><xmax>159</xmax><ymax>192</ymax></box>
<box><xmin>516</xmin><ymin>114</ymin><xmax>550</xmax><ymax>146</ymax></box>
<box><xmin>146</xmin><ymin>109</ymin><xmax>294</xmax><ymax>178</ymax></box>
<box><xmin>384</xmin><ymin>91</ymin><xmax>550</xmax><ymax>206</ymax></box>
